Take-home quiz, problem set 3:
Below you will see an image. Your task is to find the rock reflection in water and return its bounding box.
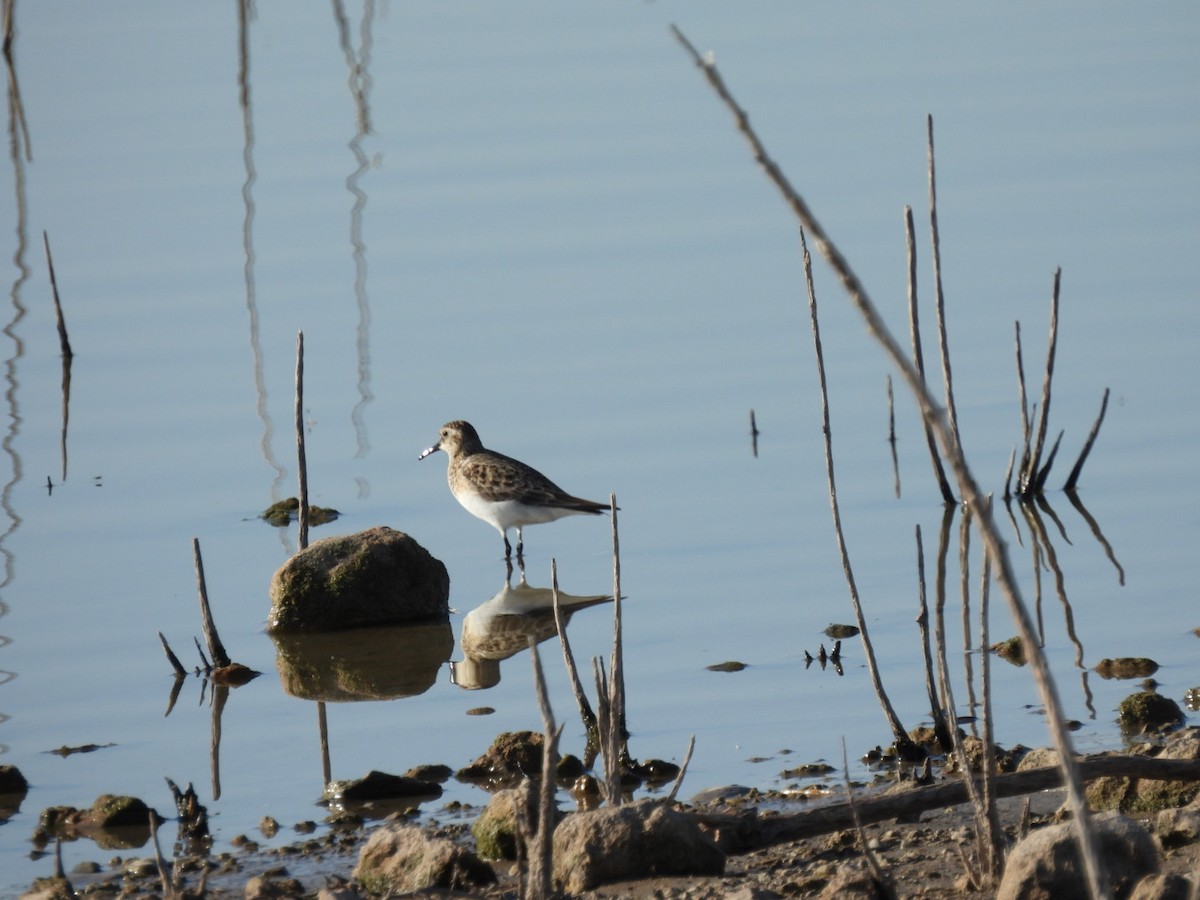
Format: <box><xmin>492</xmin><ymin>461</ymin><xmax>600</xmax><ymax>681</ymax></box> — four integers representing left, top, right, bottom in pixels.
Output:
<box><xmin>451</xmin><ymin>572</ymin><xmax>611</xmax><ymax>691</ymax></box>
<box><xmin>271</xmin><ymin>621</ymin><xmax>453</xmax><ymax>702</ymax></box>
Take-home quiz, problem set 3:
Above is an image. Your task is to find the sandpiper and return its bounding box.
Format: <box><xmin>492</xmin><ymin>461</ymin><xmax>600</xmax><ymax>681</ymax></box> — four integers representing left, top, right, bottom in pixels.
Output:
<box><xmin>419</xmin><ymin>420</ymin><xmax>610</xmax><ymax>560</ymax></box>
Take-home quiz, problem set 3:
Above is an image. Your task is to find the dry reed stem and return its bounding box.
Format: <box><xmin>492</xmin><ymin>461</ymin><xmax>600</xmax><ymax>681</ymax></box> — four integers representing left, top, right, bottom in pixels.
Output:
<box><xmin>1022</xmin><ymin>270</ymin><xmax>1062</xmax><ymax>493</ymax></box>
<box><xmin>1064</xmin><ymin>387</ymin><xmax>1110</xmax><ymax>491</ymax></box>
<box><xmin>526</xmin><ymin>640</ymin><xmax>560</xmax><ymax>900</ymax></box>
<box><xmin>932</xmin><ymin>560</ymin><xmax>993</xmax><ymax>885</ymax></box>
<box><xmin>926</xmin><ymin>117</ymin><xmax>963</xmax><ymax>462</ymax></box>
<box><xmin>798</xmin><ymin>226</ymin><xmax>911</xmax><ymax>748</ymax></box>
<box><xmin>914</xmin><ymin>525</ymin><xmax>952</xmax><ymax>751</ymax></box>
<box><xmin>295</xmin><ymin>331</ymin><xmax>309</xmax><ymax>550</ymax></box>
<box><xmin>591</xmin><ymin>656</ymin><xmax>620</xmax><ymax>805</ymax></box>
<box><xmin>1014</xmin><ymin>322</ymin><xmax>1032</xmax><ymax>482</ymax></box>
<box><xmin>958</xmin><ymin>505</ymin><xmax>978</xmax><ymax>727</ymax></box>
<box><xmin>665</xmin><ymin>734</ymin><xmax>696</xmax><ymax>805</ymax></box>
<box><xmin>976</xmin><ymin>501</ymin><xmax>1005</xmax><ymax>879</ymax></box>
<box><xmin>42</xmin><ymin>231</ymin><xmax>72</xmax><ymax>358</ymax></box>
<box><xmin>158</xmin><ymin>631</ymin><xmax>187</xmax><ymax>677</ymax></box>
<box><xmin>671</xmin><ymin>26</ymin><xmax>1106</xmax><ymax>899</ymax></box>
<box><xmin>608</xmin><ymin>493</ymin><xmax>627</xmax><ymax>761</ymax></box>
<box><xmin>192</xmin><ymin>538</ymin><xmax>230</xmax><ymax>669</ymax></box>
<box><xmin>887</xmin><ymin>375</ymin><xmax>901</xmax><ymax>498</ymax></box>
<box><xmin>551</xmin><ymin>559</ymin><xmax>599</xmax><ymax>739</ymax></box>
<box><xmin>906</xmin><ymin>206</ymin><xmax>954</xmax><ymax>504</ymax></box>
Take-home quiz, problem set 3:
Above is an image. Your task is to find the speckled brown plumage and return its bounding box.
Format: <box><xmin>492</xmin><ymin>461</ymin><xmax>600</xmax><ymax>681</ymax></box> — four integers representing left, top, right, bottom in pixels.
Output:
<box><xmin>419</xmin><ymin>420</ymin><xmax>609</xmax><ymax>560</ymax></box>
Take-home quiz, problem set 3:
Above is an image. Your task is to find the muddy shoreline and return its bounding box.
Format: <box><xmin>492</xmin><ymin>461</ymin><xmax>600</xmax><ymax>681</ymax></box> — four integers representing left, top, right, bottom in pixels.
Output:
<box><xmin>30</xmin><ymin>751</ymin><xmax>1200</xmax><ymax>900</ymax></box>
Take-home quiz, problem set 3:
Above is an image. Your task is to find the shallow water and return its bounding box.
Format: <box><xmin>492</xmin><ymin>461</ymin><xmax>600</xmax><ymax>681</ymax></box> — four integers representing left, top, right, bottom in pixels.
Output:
<box><xmin>1</xmin><ymin>1</ymin><xmax>1197</xmax><ymax>893</ymax></box>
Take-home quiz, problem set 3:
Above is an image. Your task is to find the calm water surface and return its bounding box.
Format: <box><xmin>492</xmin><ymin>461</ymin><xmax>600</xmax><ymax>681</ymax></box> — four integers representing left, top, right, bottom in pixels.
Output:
<box><xmin>1</xmin><ymin>2</ymin><xmax>1197</xmax><ymax>892</ymax></box>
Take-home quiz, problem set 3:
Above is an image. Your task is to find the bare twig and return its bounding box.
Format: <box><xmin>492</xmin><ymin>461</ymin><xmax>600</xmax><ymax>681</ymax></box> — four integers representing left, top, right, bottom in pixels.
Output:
<box><xmin>1034</xmin><ymin>429</ymin><xmax>1064</xmax><ymax>493</ymax></box>
<box><xmin>42</xmin><ymin>232</ymin><xmax>73</xmax><ymax>358</ymax></box>
<box><xmin>192</xmin><ymin>539</ymin><xmax>230</xmax><ymax>669</ymax></box>
<box><xmin>608</xmin><ymin>492</ymin><xmax>626</xmax><ymax>761</ymax></box>
<box><xmin>525</xmin><ymin>640</ymin><xmax>560</xmax><ymax>900</ymax></box>
<box><xmin>1020</xmin><ymin>270</ymin><xmax>1062</xmax><ymax>494</ymax></box>
<box><xmin>671</xmin><ymin>28</ymin><xmax>1106</xmax><ymax>898</ymax></box>
<box><xmin>665</xmin><ymin>735</ymin><xmax>696</xmax><ymax>805</ymax></box>
<box><xmin>976</xmin><ymin>500</ymin><xmax>1005</xmax><ymax>879</ymax></box>
<box><xmin>551</xmin><ymin>560</ymin><xmax>599</xmax><ymax>743</ymax></box>
<box><xmin>1064</xmin><ymin>388</ymin><xmax>1110</xmax><ymax>491</ymax></box>
<box><xmin>295</xmin><ymin>331</ymin><xmax>309</xmax><ymax>550</ymax></box>
<box><xmin>906</xmin><ymin>206</ymin><xmax>954</xmax><ymax>504</ymax></box>
<box><xmin>915</xmin><ymin>525</ymin><xmax>952</xmax><ymax>752</ymax></box>
<box><xmin>886</xmin><ymin>375</ymin><xmax>901</xmax><ymax>498</ymax></box>
<box><xmin>1015</xmin><ymin>322</ymin><xmax>1032</xmax><ymax>480</ymax></box>
<box><xmin>798</xmin><ymin>225</ymin><xmax>912</xmax><ymax>750</ymax></box>
<box><xmin>927</xmin><ymin>117</ymin><xmax>963</xmax><ymax>462</ymax></box>
<box><xmin>158</xmin><ymin>631</ymin><xmax>187</xmax><ymax>676</ymax></box>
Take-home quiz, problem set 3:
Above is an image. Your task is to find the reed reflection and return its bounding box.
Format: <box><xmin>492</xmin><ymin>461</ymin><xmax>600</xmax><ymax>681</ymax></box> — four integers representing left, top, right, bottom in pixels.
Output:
<box><xmin>451</xmin><ymin>566</ymin><xmax>611</xmax><ymax>691</ymax></box>
<box><xmin>332</xmin><ymin>0</ymin><xmax>377</xmax><ymax>469</ymax></box>
<box><xmin>236</xmin><ymin>0</ymin><xmax>288</xmax><ymax>528</ymax></box>
<box><xmin>1</xmin><ymin>0</ymin><xmax>31</xmax><ymax>732</ymax></box>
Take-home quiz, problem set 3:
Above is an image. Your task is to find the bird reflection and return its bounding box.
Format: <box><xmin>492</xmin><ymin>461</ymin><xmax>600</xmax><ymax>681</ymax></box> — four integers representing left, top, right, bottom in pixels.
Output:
<box><xmin>451</xmin><ymin>567</ymin><xmax>610</xmax><ymax>691</ymax></box>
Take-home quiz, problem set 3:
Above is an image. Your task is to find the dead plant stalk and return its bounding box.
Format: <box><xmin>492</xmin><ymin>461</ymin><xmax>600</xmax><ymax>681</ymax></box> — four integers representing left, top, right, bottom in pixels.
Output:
<box><xmin>671</xmin><ymin>25</ymin><xmax>1107</xmax><ymax>900</ymax></box>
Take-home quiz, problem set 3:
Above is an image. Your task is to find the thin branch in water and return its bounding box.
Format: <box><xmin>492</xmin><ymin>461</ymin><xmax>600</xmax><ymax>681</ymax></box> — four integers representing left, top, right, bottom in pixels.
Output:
<box><xmin>665</xmin><ymin>735</ymin><xmax>696</xmax><ymax>805</ymax></box>
<box><xmin>886</xmin><ymin>375</ymin><xmax>900</xmax><ymax>498</ymax></box>
<box><xmin>915</xmin><ymin>525</ymin><xmax>952</xmax><ymax>752</ymax></box>
<box><xmin>295</xmin><ymin>331</ymin><xmax>309</xmax><ymax>550</ymax></box>
<box><xmin>1064</xmin><ymin>387</ymin><xmax>1110</xmax><ymax>491</ymax></box>
<box><xmin>42</xmin><ymin>232</ymin><xmax>73</xmax><ymax>358</ymax></box>
<box><xmin>1034</xmin><ymin>429</ymin><xmax>1064</xmax><ymax>493</ymax></box>
<box><xmin>525</xmin><ymin>640</ymin><xmax>559</xmax><ymax>900</ymax></box>
<box><xmin>1015</xmin><ymin>321</ymin><xmax>1032</xmax><ymax>475</ymax></box>
<box><xmin>976</xmin><ymin>499</ymin><xmax>1005</xmax><ymax>880</ymax></box>
<box><xmin>798</xmin><ymin>225</ymin><xmax>911</xmax><ymax>750</ymax></box>
<box><xmin>927</xmin><ymin>116</ymin><xmax>963</xmax><ymax>462</ymax></box>
<box><xmin>551</xmin><ymin>559</ymin><xmax>599</xmax><ymax>742</ymax></box>
<box><xmin>608</xmin><ymin>492</ymin><xmax>627</xmax><ymax>760</ymax></box>
<box><xmin>192</xmin><ymin>538</ymin><xmax>230</xmax><ymax>669</ymax></box>
<box><xmin>906</xmin><ymin>205</ymin><xmax>954</xmax><ymax>504</ymax></box>
<box><xmin>1021</xmin><ymin>269</ymin><xmax>1062</xmax><ymax>494</ymax></box>
<box><xmin>158</xmin><ymin>632</ymin><xmax>187</xmax><ymax>677</ymax></box>
<box><xmin>671</xmin><ymin>28</ymin><xmax>1106</xmax><ymax>898</ymax></box>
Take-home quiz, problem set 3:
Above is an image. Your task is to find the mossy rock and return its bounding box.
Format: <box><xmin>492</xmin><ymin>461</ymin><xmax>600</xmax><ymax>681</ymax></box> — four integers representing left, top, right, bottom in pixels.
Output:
<box><xmin>268</xmin><ymin>527</ymin><xmax>449</xmax><ymax>632</ymax></box>
<box><xmin>1117</xmin><ymin>691</ymin><xmax>1184</xmax><ymax>732</ymax></box>
<box><xmin>261</xmin><ymin>497</ymin><xmax>340</xmax><ymax>527</ymax></box>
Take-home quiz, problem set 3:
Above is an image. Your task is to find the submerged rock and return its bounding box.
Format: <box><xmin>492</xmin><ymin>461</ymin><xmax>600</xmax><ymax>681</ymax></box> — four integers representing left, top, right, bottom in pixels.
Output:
<box><xmin>551</xmin><ymin>799</ymin><xmax>725</xmax><ymax>893</ymax></box>
<box><xmin>268</xmin><ymin>527</ymin><xmax>449</xmax><ymax>632</ymax></box>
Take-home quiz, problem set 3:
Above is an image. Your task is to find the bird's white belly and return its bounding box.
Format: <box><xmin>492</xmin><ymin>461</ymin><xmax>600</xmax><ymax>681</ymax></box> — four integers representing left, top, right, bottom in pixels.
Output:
<box><xmin>455</xmin><ymin>491</ymin><xmax>576</xmax><ymax>530</ymax></box>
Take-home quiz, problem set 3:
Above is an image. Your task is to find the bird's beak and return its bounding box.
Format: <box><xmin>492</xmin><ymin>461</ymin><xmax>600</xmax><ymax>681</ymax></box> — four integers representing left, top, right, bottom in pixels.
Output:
<box><xmin>418</xmin><ymin>442</ymin><xmax>440</xmax><ymax>461</ymax></box>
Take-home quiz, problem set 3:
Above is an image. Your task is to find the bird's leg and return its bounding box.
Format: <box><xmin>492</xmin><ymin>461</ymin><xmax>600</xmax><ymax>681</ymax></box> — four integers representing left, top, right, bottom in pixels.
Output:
<box><xmin>515</xmin><ymin>527</ymin><xmax>525</xmax><ymax>563</ymax></box>
<box><xmin>503</xmin><ymin>532</ymin><xmax>513</xmax><ymax>560</ymax></box>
